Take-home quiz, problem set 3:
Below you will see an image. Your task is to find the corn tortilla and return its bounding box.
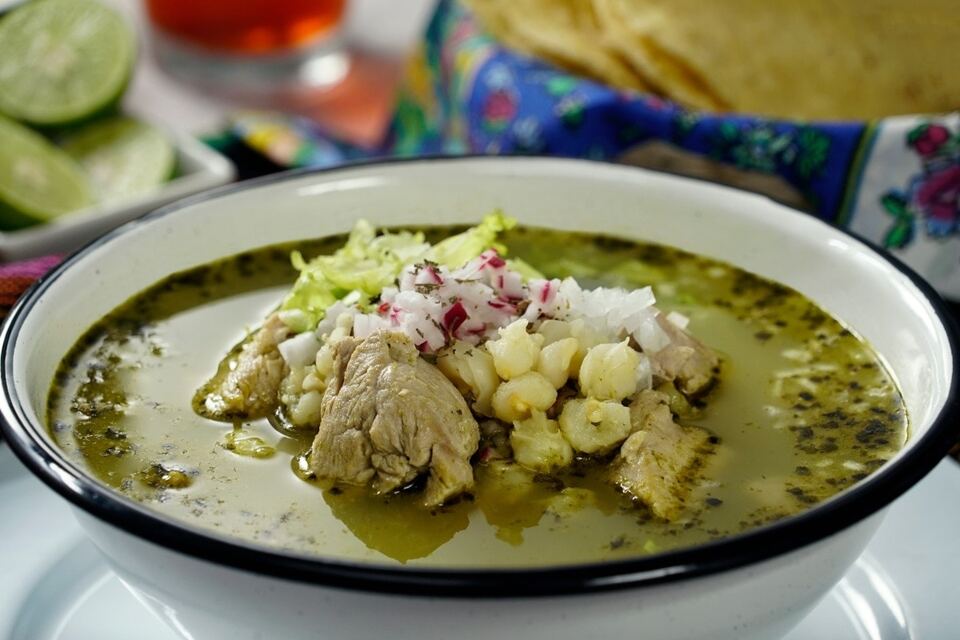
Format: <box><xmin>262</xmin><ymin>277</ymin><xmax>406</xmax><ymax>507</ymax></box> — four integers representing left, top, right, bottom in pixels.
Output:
<box><xmin>463</xmin><ymin>0</ymin><xmax>652</xmax><ymax>93</ymax></box>
<box><xmin>467</xmin><ymin>0</ymin><xmax>960</xmax><ymax>120</ymax></box>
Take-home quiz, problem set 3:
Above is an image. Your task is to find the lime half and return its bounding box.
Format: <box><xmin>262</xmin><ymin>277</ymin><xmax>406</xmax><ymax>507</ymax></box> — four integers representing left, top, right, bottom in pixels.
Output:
<box><xmin>61</xmin><ymin>116</ymin><xmax>176</xmax><ymax>204</ymax></box>
<box><xmin>0</xmin><ymin>115</ymin><xmax>94</xmax><ymax>230</ymax></box>
<box><xmin>0</xmin><ymin>0</ymin><xmax>135</xmax><ymax>126</ymax></box>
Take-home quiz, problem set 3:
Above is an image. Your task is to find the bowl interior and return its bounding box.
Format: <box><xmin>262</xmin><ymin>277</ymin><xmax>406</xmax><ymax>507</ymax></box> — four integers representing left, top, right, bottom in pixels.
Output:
<box><xmin>13</xmin><ymin>159</ymin><xmax>951</xmax><ymax>451</ymax></box>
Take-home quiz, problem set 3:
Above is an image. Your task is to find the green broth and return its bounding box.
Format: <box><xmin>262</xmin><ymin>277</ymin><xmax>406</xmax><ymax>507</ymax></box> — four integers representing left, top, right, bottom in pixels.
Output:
<box><xmin>47</xmin><ymin>227</ymin><xmax>907</xmax><ymax>566</ymax></box>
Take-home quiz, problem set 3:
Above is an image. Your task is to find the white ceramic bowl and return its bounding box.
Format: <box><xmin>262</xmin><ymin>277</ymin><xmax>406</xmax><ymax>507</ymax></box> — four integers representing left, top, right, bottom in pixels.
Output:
<box><xmin>2</xmin><ymin>157</ymin><xmax>957</xmax><ymax>640</ymax></box>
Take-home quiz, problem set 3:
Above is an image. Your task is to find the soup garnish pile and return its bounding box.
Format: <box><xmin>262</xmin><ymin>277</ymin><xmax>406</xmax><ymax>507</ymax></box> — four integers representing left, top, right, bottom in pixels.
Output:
<box><xmin>48</xmin><ymin>215</ymin><xmax>907</xmax><ymax>566</ymax></box>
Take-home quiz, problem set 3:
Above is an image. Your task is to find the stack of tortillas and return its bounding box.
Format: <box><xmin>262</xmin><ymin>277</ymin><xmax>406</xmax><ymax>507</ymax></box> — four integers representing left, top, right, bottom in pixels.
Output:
<box><xmin>463</xmin><ymin>0</ymin><xmax>959</xmax><ymax>120</ymax></box>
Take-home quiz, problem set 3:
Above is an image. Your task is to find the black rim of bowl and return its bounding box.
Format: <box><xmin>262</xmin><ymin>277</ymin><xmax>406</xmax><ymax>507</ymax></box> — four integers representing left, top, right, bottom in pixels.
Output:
<box><xmin>2</xmin><ymin>156</ymin><xmax>959</xmax><ymax>598</ymax></box>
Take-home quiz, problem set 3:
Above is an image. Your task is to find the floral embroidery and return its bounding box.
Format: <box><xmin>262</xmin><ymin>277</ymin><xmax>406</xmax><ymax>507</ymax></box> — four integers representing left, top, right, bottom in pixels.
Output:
<box><xmin>481</xmin><ymin>64</ymin><xmax>518</xmax><ymax>133</ymax></box>
<box><xmin>881</xmin><ymin>123</ymin><xmax>960</xmax><ymax>248</ymax></box>
<box><xmin>512</xmin><ymin>116</ymin><xmax>545</xmax><ymax>153</ymax></box>
<box><xmin>482</xmin><ymin>88</ymin><xmax>518</xmax><ymax>133</ymax></box>
<box><xmin>555</xmin><ymin>94</ymin><xmax>586</xmax><ymax>129</ymax></box>
<box><xmin>710</xmin><ymin>123</ymin><xmax>830</xmax><ymax>180</ymax></box>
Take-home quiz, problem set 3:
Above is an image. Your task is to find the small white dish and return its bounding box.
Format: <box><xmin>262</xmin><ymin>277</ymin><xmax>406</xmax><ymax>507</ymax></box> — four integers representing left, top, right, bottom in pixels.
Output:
<box><xmin>1</xmin><ymin>444</ymin><xmax>958</xmax><ymax>639</ymax></box>
<box><xmin>0</xmin><ymin>128</ymin><xmax>234</xmax><ymax>261</ymax></box>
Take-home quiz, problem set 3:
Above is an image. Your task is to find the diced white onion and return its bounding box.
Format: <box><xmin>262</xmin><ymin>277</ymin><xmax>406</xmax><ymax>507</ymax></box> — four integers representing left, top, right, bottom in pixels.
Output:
<box><xmin>338</xmin><ymin>249</ymin><xmax>686</xmax><ymax>355</ymax></box>
<box><xmin>353</xmin><ymin>314</ymin><xmax>389</xmax><ymax>340</ymax></box>
<box><xmin>635</xmin><ymin>354</ymin><xmax>653</xmax><ymax>391</ymax></box>
<box><xmin>314</xmin><ymin>291</ymin><xmax>364</xmax><ymax>337</ymax></box>
<box><xmin>666</xmin><ymin>310</ymin><xmax>690</xmax><ymax>330</ymax></box>
<box><xmin>633</xmin><ymin>314</ymin><xmax>672</xmax><ymax>353</ymax></box>
<box><xmin>278</xmin><ymin>332</ymin><xmax>321</xmax><ymax>367</ymax></box>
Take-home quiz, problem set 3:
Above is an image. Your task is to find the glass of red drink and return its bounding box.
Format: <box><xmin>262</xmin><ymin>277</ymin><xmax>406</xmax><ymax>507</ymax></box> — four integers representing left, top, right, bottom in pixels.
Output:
<box><xmin>144</xmin><ymin>0</ymin><xmax>350</xmax><ymax>97</ymax></box>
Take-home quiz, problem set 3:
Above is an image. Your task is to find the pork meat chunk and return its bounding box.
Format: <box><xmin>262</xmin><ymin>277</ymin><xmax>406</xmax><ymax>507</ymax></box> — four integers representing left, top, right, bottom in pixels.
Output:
<box><xmin>310</xmin><ymin>331</ymin><xmax>480</xmax><ymax>506</ymax></box>
<box><xmin>648</xmin><ymin>313</ymin><xmax>720</xmax><ymax>397</ymax></box>
<box><xmin>612</xmin><ymin>389</ymin><xmax>714</xmax><ymax>520</ymax></box>
<box><xmin>201</xmin><ymin>313</ymin><xmax>291</xmax><ymax>420</ymax></box>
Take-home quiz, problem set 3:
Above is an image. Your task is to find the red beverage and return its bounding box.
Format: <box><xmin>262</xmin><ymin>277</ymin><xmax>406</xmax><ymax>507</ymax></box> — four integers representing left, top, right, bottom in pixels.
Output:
<box><xmin>146</xmin><ymin>0</ymin><xmax>347</xmax><ymax>55</ymax></box>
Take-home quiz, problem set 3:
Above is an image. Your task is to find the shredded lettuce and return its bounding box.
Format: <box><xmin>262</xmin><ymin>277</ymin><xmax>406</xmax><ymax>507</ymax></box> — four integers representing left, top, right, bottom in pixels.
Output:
<box><xmin>426</xmin><ymin>210</ymin><xmax>515</xmax><ymax>267</ymax></box>
<box><xmin>279</xmin><ymin>212</ymin><xmax>516</xmax><ymax>333</ymax></box>
<box><xmin>505</xmin><ymin>257</ymin><xmax>544</xmax><ymax>281</ymax></box>
<box><xmin>279</xmin><ymin>223</ymin><xmax>428</xmax><ymax>333</ymax></box>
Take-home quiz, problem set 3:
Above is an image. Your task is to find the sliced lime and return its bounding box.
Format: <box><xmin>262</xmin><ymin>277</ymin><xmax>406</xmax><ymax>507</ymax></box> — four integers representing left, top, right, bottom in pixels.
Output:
<box><xmin>0</xmin><ymin>0</ymin><xmax>135</xmax><ymax>126</ymax></box>
<box><xmin>61</xmin><ymin>116</ymin><xmax>175</xmax><ymax>203</ymax></box>
<box><xmin>0</xmin><ymin>115</ymin><xmax>94</xmax><ymax>230</ymax></box>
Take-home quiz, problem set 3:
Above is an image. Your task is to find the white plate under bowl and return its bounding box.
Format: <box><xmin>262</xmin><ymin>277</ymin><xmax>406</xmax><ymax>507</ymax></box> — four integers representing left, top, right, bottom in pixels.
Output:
<box><xmin>0</xmin><ymin>126</ymin><xmax>234</xmax><ymax>261</ymax></box>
